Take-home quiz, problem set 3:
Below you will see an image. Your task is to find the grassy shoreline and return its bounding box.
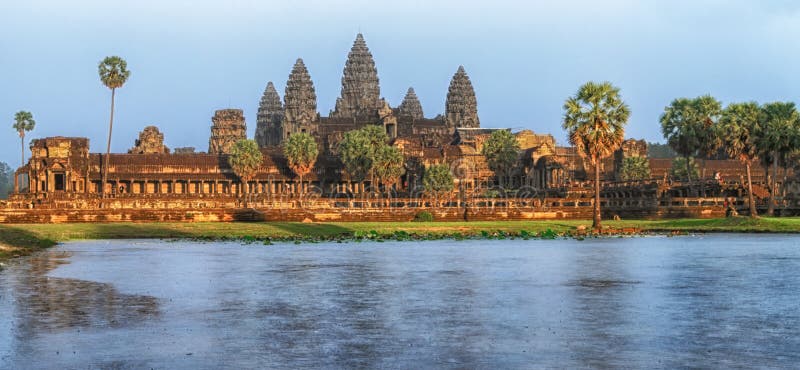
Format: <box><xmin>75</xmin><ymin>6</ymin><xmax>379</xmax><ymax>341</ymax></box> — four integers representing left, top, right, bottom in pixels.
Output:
<box><xmin>2</xmin><ymin>217</ymin><xmax>800</xmax><ymax>262</ymax></box>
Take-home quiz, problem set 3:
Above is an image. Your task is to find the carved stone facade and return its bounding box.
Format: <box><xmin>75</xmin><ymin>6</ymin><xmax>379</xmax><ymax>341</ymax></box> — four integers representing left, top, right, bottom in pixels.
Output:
<box><xmin>257</xmin><ymin>34</ymin><xmax>474</xmax><ymax>149</ymax></box>
<box><xmin>255</xmin><ymin>82</ymin><xmax>284</xmax><ymax>147</ymax></box>
<box><xmin>331</xmin><ymin>33</ymin><xmax>382</xmax><ymax>121</ymax></box>
<box><xmin>613</xmin><ymin>139</ymin><xmax>649</xmax><ymax>180</ymax></box>
<box><xmin>208</xmin><ymin>109</ymin><xmax>247</xmax><ymax>155</ymax></box>
<box><xmin>128</xmin><ymin>126</ymin><xmax>169</xmax><ymax>154</ymax></box>
<box><xmin>15</xmin><ymin>137</ymin><xmax>90</xmax><ymax>194</ymax></box>
<box><xmin>398</xmin><ymin>87</ymin><xmax>424</xmax><ymax>120</ymax></box>
<box><xmin>378</xmin><ymin>99</ymin><xmax>398</xmax><ymax>138</ymax></box>
<box><xmin>282</xmin><ymin>59</ymin><xmax>319</xmax><ymax>139</ymax></box>
<box><xmin>174</xmin><ymin>147</ymin><xmax>196</xmax><ymax>155</ymax></box>
<box><xmin>3</xmin><ymin>33</ymin><xmax>790</xmax><ymax>216</ymax></box>
<box><xmin>445</xmin><ymin>66</ymin><xmax>480</xmax><ymax>132</ymax></box>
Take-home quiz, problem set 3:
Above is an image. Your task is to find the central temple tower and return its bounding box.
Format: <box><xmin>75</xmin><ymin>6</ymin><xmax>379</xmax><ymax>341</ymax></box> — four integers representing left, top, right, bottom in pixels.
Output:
<box><xmin>330</xmin><ymin>33</ymin><xmax>382</xmax><ymax>121</ymax></box>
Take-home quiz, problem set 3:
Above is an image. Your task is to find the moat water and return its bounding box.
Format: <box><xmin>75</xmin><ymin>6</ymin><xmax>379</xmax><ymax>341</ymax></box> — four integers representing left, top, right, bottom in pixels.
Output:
<box><xmin>1</xmin><ymin>235</ymin><xmax>799</xmax><ymax>369</ymax></box>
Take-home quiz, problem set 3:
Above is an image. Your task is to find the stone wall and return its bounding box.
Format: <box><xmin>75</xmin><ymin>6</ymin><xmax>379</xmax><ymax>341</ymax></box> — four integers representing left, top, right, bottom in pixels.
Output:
<box><xmin>3</xmin><ymin>196</ymin><xmax>790</xmax><ymax>224</ymax></box>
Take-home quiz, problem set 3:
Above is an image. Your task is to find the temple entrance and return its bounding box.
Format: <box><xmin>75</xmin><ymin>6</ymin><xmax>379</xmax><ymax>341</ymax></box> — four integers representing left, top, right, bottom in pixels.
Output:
<box><xmin>54</xmin><ymin>173</ymin><xmax>65</xmax><ymax>191</ymax></box>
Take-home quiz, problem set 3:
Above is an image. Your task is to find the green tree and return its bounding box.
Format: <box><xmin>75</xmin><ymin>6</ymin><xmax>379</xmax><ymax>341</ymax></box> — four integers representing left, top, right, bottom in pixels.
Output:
<box><xmin>338</xmin><ymin>125</ymin><xmax>389</xmax><ymax>189</ymax></box>
<box><xmin>758</xmin><ymin>102</ymin><xmax>799</xmax><ymax>215</ymax></box>
<box><xmin>373</xmin><ymin>145</ymin><xmax>405</xmax><ymax>192</ymax></box>
<box><xmin>669</xmin><ymin>157</ymin><xmax>699</xmax><ymax>181</ymax></box>
<box><xmin>660</xmin><ymin>98</ymin><xmax>696</xmax><ymax>181</ymax></box>
<box><xmin>12</xmin><ymin>111</ymin><xmax>36</xmax><ymax>167</ymax></box>
<box><xmin>481</xmin><ymin>129</ymin><xmax>520</xmax><ymax>188</ymax></box>
<box><xmin>228</xmin><ymin>139</ymin><xmax>263</xmax><ymax>199</ymax></box>
<box><xmin>619</xmin><ymin>156</ymin><xmax>651</xmax><ymax>181</ymax></box>
<box><xmin>720</xmin><ymin>102</ymin><xmax>761</xmax><ymax>218</ymax></box>
<box><xmin>693</xmin><ymin>96</ymin><xmax>723</xmax><ymax>178</ymax></box>
<box><xmin>98</xmin><ymin>56</ymin><xmax>131</xmax><ymax>198</ymax></box>
<box><xmin>423</xmin><ymin>163</ymin><xmax>454</xmax><ymax>198</ymax></box>
<box><xmin>660</xmin><ymin>95</ymin><xmax>722</xmax><ymax>183</ymax></box>
<box><xmin>562</xmin><ymin>81</ymin><xmax>630</xmax><ymax>231</ymax></box>
<box><xmin>0</xmin><ymin>161</ymin><xmax>12</xmax><ymax>199</ymax></box>
<box><xmin>284</xmin><ymin>132</ymin><xmax>318</xmax><ymax>194</ymax></box>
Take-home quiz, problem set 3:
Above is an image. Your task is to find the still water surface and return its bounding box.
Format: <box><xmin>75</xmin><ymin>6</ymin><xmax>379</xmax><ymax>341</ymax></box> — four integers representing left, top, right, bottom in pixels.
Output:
<box><xmin>1</xmin><ymin>235</ymin><xmax>799</xmax><ymax>369</ymax></box>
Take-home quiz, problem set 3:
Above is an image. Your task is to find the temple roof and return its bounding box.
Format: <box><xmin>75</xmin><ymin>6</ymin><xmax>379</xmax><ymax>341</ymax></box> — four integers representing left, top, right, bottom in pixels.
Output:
<box><xmin>331</xmin><ymin>33</ymin><xmax>381</xmax><ymax>119</ymax></box>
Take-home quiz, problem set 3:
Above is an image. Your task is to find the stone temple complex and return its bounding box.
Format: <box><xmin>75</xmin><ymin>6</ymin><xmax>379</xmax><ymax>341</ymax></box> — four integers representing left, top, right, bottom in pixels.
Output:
<box><xmin>2</xmin><ymin>33</ymin><xmax>796</xmax><ymax>222</ymax></box>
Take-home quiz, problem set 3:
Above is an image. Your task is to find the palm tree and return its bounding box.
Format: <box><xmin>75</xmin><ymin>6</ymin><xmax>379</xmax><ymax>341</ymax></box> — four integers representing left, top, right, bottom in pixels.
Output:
<box><xmin>481</xmin><ymin>129</ymin><xmax>520</xmax><ymax>189</ymax></box>
<box><xmin>660</xmin><ymin>95</ymin><xmax>722</xmax><ymax>188</ymax></box>
<box><xmin>720</xmin><ymin>102</ymin><xmax>761</xmax><ymax>218</ymax></box>
<box><xmin>758</xmin><ymin>102</ymin><xmax>798</xmax><ymax>215</ymax></box>
<box><xmin>693</xmin><ymin>95</ymin><xmax>723</xmax><ymax>183</ymax></box>
<box><xmin>284</xmin><ymin>132</ymin><xmax>319</xmax><ymax>194</ymax></box>
<box><xmin>373</xmin><ymin>145</ymin><xmax>405</xmax><ymax>194</ymax></box>
<box><xmin>338</xmin><ymin>125</ymin><xmax>389</xmax><ymax>193</ymax></box>
<box><xmin>660</xmin><ymin>98</ymin><xmax>698</xmax><ymax>183</ymax></box>
<box><xmin>563</xmin><ymin>81</ymin><xmax>630</xmax><ymax>231</ymax></box>
<box><xmin>422</xmin><ymin>163</ymin><xmax>454</xmax><ymax>201</ymax></box>
<box><xmin>98</xmin><ymin>56</ymin><xmax>131</xmax><ymax>198</ymax></box>
<box><xmin>12</xmin><ymin>111</ymin><xmax>35</xmax><ymax>167</ymax></box>
<box><xmin>229</xmin><ymin>139</ymin><xmax>263</xmax><ymax>205</ymax></box>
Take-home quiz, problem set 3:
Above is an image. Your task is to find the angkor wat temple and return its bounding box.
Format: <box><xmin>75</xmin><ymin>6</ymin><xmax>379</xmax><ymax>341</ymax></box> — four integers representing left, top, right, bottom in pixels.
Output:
<box><xmin>3</xmin><ymin>34</ymin><xmax>797</xmax><ymax>222</ymax></box>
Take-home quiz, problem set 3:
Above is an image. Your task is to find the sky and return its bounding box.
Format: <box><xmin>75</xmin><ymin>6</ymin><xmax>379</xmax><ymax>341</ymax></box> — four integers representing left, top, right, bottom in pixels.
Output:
<box><xmin>1</xmin><ymin>0</ymin><xmax>800</xmax><ymax>168</ymax></box>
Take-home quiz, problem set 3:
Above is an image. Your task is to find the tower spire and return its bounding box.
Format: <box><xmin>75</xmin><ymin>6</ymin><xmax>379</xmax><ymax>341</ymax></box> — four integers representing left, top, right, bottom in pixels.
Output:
<box><xmin>399</xmin><ymin>87</ymin><xmax>424</xmax><ymax>120</ymax></box>
<box><xmin>331</xmin><ymin>33</ymin><xmax>381</xmax><ymax>120</ymax></box>
<box><xmin>445</xmin><ymin>65</ymin><xmax>480</xmax><ymax>131</ymax></box>
<box><xmin>283</xmin><ymin>58</ymin><xmax>319</xmax><ymax>139</ymax></box>
<box><xmin>256</xmin><ymin>81</ymin><xmax>284</xmax><ymax>147</ymax></box>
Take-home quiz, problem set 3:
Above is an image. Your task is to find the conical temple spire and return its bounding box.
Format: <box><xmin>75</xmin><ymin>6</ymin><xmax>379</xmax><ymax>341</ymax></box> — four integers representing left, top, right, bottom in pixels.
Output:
<box><xmin>260</xmin><ymin>82</ymin><xmax>282</xmax><ymax>111</ymax></box>
<box><xmin>283</xmin><ymin>58</ymin><xmax>319</xmax><ymax>137</ymax></box>
<box><xmin>331</xmin><ymin>33</ymin><xmax>381</xmax><ymax>119</ymax></box>
<box><xmin>445</xmin><ymin>65</ymin><xmax>480</xmax><ymax>131</ymax></box>
<box><xmin>398</xmin><ymin>87</ymin><xmax>424</xmax><ymax>120</ymax></box>
<box><xmin>255</xmin><ymin>81</ymin><xmax>285</xmax><ymax>147</ymax></box>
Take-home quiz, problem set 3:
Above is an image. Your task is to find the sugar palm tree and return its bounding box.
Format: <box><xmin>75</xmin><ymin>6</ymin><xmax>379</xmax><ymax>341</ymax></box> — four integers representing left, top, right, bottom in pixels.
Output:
<box><xmin>563</xmin><ymin>81</ymin><xmax>630</xmax><ymax>231</ymax></box>
<box><xmin>481</xmin><ymin>129</ymin><xmax>520</xmax><ymax>189</ymax></box>
<box><xmin>338</xmin><ymin>125</ymin><xmax>389</xmax><ymax>193</ymax></box>
<box><xmin>98</xmin><ymin>56</ymin><xmax>131</xmax><ymax>198</ymax></box>
<box><xmin>660</xmin><ymin>95</ymin><xmax>722</xmax><ymax>187</ymax></box>
<box><xmin>373</xmin><ymin>145</ymin><xmax>405</xmax><ymax>194</ymax></box>
<box><xmin>660</xmin><ymin>98</ymin><xmax>698</xmax><ymax>183</ymax></box>
<box><xmin>229</xmin><ymin>139</ymin><xmax>263</xmax><ymax>205</ymax></box>
<box><xmin>720</xmin><ymin>102</ymin><xmax>761</xmax><ymax>218</ymax></box>
<box><xmin>284</xmin><ymin>132</ymin><xmax>319</xmax><ymax>194</ymax></box>
<box><xmin>12</xmin><ymin>111</ymin><xmax>35</xmax><ymax>167</ymax></box>
<box><xmin>758</xmin><ymin>102</ymin><xmax>799</xmax><ymax>215</ymax></box>
<box><xmin>693</xmin><ymin>95</ymin><xmax>723</xmax><ymax>183</ymax></box>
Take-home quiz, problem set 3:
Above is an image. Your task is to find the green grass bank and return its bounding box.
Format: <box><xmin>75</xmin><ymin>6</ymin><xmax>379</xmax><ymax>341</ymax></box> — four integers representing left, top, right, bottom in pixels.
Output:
<box><xmin>2</xmin><ymin>217</ymin><xmax>800</xmax><ymax>262</ymax></box>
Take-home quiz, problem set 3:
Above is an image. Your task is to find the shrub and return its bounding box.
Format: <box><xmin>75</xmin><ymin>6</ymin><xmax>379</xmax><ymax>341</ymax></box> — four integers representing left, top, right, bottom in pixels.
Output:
<box><xmin>413</xmin><ymin>211</ymin><xmax>434</xmax><ymax>222</ymax></box>
<box><xmin>619</xmin><ymin>156</ymin><xmax>651</xmax><ymax>181</ymax></box>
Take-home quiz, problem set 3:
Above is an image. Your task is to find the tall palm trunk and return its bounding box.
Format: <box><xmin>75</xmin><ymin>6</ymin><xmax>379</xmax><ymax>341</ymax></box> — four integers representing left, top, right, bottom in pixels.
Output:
<box><xmin>685</xmin><ymin>155</ymin><xmax>692</xmax><ymax>194</ymax></box>
<box><xmin>102</xmin><ymin>88</ymin><xmax>116</xmax><ymax>201</ymax></box>
<box><xmin>19</xmin><ymin>133</ymin><xmax>25</xmax><ymax>167</ymax></box>
<box><xmin>745</xmin><ymin>162</ymin><xmax>757</xmax><ymax>218</ymax></box>
<box><xmin>593</xmin><ymin>159</ymin><xmax>602</xmax><ymax>231</ymax></box>
<box><xmin>700</xmin><ymin>158</ymin><xmax>707</xmax><ymax>197</ymax></box>
<box><xmin>768</xmin><ymin>151</ymin><xmax>778</xmax><ymax>216</ymax></box>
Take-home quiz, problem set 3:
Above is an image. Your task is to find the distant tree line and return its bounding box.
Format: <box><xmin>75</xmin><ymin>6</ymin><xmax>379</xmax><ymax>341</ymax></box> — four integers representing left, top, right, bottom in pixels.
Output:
<box><xmin>659</xmin><ymin>96</ymin><xmax>800</xmax><ymax>217</ymax></box>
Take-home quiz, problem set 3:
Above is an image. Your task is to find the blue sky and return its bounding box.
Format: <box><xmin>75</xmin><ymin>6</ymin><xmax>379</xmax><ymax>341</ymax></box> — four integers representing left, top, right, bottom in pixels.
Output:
<box><xmin>1</xmin><ymin>0</ymin><xmax>800</xmax><ymax>168</ymax></box>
